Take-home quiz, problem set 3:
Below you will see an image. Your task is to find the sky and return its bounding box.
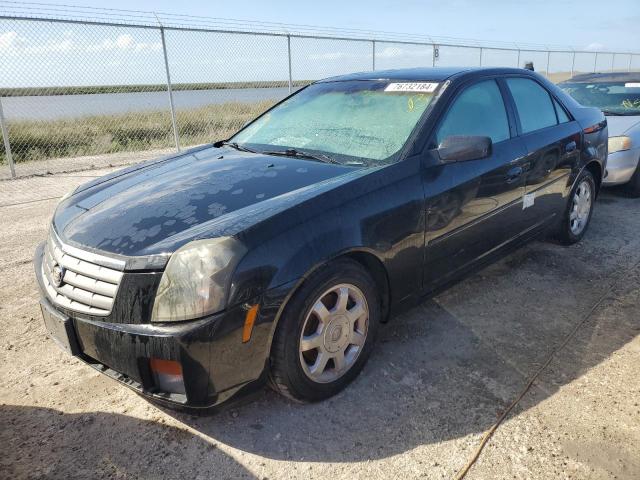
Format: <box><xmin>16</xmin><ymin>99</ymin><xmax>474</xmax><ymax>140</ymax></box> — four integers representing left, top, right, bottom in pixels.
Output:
<box><xmin>24</xmin><ymin>0</ymin><xmax>637</xmax><ymax>51</ymax></box>
<box><xmin>1</xmin><ymin>0</ymin><xmax>639</xmax><ymax>88</ymax></box>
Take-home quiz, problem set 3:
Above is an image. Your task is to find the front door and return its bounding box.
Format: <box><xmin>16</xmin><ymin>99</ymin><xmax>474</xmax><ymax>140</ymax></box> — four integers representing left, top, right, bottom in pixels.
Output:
<box><xmin>421</xmin><ymin>78</ymin><xmax>529</xmax><ymax>291</ymax></box>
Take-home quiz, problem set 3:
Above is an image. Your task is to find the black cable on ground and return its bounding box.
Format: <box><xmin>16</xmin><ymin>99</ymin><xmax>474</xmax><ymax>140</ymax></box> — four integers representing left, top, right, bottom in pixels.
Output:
<box><xmin>453</xmin><ymin>255</ymin><xmax>640</xmax><ymax>480</ymax></box>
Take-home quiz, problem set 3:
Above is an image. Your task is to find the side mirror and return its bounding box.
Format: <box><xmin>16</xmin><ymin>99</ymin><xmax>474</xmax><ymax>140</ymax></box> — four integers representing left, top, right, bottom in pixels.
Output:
<box><xmin>437</xmin><ymin>135</ymin><xmax>492</xmax><ymax>163</ymax></box>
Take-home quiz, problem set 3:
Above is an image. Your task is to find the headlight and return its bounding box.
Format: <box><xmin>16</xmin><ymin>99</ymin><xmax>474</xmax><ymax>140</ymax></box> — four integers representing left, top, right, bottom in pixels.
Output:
<box><xmin>608</xmin><ymin>136</ymin><xmax>632</xmax><ymax>154</ymax></box>
<box><xmin>151</xmin><ymin>237</ymin><xmax>247</xmax><ymax>322</ymax></box>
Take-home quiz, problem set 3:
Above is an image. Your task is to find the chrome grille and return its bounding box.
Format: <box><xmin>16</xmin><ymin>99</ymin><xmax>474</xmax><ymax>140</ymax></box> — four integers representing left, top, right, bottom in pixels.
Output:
<box><xmin>41</xmin><ymin>230</ymin><xmax>125</xmax><ymax>316</ymax></box>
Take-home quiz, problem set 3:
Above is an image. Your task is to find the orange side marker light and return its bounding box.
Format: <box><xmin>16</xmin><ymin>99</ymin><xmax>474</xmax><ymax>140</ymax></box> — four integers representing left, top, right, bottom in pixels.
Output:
<box><xmin>242</xmin><ymin>304</ymin><xmax>259</xmax><ymax>343</ymax></box>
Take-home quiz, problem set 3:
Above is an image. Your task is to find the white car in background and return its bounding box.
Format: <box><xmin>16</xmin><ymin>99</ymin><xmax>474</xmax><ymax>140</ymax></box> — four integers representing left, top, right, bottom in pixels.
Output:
<box><xmin>560</xmin><ymin>73</ymin><xmax>640</xmax><ymax>196</ymax></box>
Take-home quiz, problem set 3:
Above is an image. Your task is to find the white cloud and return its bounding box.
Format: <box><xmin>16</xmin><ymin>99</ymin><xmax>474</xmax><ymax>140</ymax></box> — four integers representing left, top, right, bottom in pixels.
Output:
<box><xmin>0</xmin><ymin>31</ymin><xmax>73</xmax><ymax>54</ymax></box>
<box><xmin>378</xmin><ymin>46</ymin><xmax>431</xmax><ymax>59</ymax></box>
<box><xmin>25</xmin><ymin>38</ymin><xmax>74</xmax><ymax>54</ymax></box>
<box><xmin>378</xmin><ymin>46</ymin><xmax>404</xmax><ymax>58</ymax></box>
<box><xmin>306</xmin><ymin>46</ymin><xmax>431</xmax><ymax>62</ymax></box>
<box><xmin>86</xmin><ymin>34</ymin><xmax>161</xmax><ymax>53</ymax></box>
<box><xmin>585</xmin><ymin>42</ymin><xmax>605</xmax><ymax>51</ymax></box>
<box><xmin>0</xmin><ymin>31</ymin><xmax>159</xmax><ymax>56</ymax></box>
<box><xmin>308</xmin><ymin>51</ymin><xmax>351</xmax><ymax>60</ymax></box>
<box><xmin>116</xmin><ymin>33</ymin><xmax>134</xmax><ymax>49</ymax></box>
<box><xmin>0</xmin><ymin>31</ymin><xmax>21</xmax><ymax>52</ymax></box>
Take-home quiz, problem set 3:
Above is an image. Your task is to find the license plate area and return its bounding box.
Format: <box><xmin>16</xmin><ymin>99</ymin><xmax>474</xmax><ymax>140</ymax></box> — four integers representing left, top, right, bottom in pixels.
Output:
<box><xmin>40</xmin><ymin>302</ymin><xmax>81</xmax><ymax>356</ymax></box>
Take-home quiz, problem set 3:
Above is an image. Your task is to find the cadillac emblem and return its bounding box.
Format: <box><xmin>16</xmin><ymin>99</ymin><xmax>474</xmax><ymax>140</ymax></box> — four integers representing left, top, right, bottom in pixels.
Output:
<box><xmin>52</xmin><ymin>264</ymin><xmax>65</xmax><ymax>288</ymax></box>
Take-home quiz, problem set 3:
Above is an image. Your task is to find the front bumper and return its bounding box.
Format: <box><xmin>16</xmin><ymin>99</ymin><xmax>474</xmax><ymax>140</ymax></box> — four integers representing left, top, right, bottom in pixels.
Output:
<box><xmin>34</xmin><ymin>242</ymin><xmax>274</xmax><ymax>409</ymax></box>
<box><xmin>603</xmin><ymin>147</ymin><xmax>640</xmax><ymax>186</ymax></box>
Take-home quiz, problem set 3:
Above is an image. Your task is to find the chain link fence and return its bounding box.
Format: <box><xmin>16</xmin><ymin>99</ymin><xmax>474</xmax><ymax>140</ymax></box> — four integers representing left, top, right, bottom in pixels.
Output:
<box><xmin>1</xmin><ymin>11</ymin><xmax>638</xmax><ymax>180</ymax></box>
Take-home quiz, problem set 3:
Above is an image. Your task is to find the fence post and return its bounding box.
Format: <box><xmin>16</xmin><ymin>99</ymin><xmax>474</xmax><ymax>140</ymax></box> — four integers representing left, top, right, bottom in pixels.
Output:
<box><xmin>0</xmin><ymin>97</ymin><xmax>15</xmax><ymax>179</ymax></box>
<box><xmin>611</xmin><ymin>53</ymin><xmax>615</xmax><ymax>72</ymax></box>
<box><xmin>287</xmin><ymin>35</ymin><xmax>293</xmax><ymax>93</ymax></box>
<box><xmin>545</xmin><ymin>51</ymin><xmax>550</xmax><ymax>78</ymax></box>
<box><xmin>159</xmin><ymin>26</ymin><xmax>180</xmax><ymax>152</ymax></box>
<box><xmin>479</xmin><ymin>47</ymin><xmax>483</xmax><ymax>66</ymax></box>
<box><xmin>372</xmin><ymin>40</ymin><xmax>376</xmax><ymax>71</ymax></box>
<box><xmin>571</xmin><ymin>51</ymin><xmax>576</xmax><ymax>78</ymax></box>
<box><xmin>516</xmin><ymin>49</ymin><xmax>521</xmax><ymax>68</ymax></box>
<box><xmin>630</xmin><ymin>54</ymin><xmax>634</xmax><ymax>72</ymax></box>
<box><xmin>593</xmin><ymin>52</ymin><xmax>598</xmax><ymax>72</ymax></box>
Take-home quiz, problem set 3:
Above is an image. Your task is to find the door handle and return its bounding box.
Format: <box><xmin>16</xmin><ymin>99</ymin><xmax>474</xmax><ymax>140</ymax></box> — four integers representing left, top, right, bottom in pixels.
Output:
<box><xmin>506</xmin><ymin>165</ymin><xmax>524</xmax><ymax>183</ymax></box>
<box><xmin>565</xmin><ymin>141</ymin><xmax>577</xmax><ymax>153</ymax></box>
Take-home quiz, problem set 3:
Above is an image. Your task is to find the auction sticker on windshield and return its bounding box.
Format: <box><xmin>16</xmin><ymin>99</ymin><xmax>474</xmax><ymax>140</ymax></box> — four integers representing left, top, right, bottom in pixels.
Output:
<box><xmin>385</xmin><ymin>82</ymin><xmax>439</xmax><ymax>93</ymax></box>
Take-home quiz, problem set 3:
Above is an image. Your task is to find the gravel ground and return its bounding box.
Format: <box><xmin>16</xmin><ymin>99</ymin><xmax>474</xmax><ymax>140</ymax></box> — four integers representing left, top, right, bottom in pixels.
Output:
<box><xmin>0</xmin><ymin>170</ymin><xmax>638</xmax><ymax>480</ymax></box>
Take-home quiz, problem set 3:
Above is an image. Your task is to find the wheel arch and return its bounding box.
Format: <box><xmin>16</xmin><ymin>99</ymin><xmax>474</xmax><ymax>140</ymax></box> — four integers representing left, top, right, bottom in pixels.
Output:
<box><xmin>264</xmin><ymin>248</ymin><xmax>391</xmax><ymax>368</ymax></box>
<box><xmin>584</xmin><ymin>160</ymin><xmax>603</xmax><ymax>196</ymax></box>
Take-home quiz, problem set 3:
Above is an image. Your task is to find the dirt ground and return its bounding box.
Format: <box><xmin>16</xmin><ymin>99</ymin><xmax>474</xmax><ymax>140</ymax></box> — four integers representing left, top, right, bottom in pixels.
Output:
<box><xmin>0</xmin><ymin>169</ymin><xmax>638</xmax><ymax>480</ymax></box>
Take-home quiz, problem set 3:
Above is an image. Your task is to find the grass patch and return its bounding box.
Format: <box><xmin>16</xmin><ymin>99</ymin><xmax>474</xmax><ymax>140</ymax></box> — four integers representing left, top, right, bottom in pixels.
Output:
<box><xmin>0</xmin><ymin>81</ymin><xmax>311</xmax><ymax>97</ymax></box>
<box><xmin>0</xmin><ymin>100</ymin><xmax>275</xmax><ymax>165</ymax></box>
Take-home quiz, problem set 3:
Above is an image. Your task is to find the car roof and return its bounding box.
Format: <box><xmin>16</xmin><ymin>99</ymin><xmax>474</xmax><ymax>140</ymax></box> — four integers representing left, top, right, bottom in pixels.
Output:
<box><xmin>316</xmin><ymin>66</ymin><xmax>537</xmax><ymax>83</ymax></box>
<box><xmin>561</xmin><ymin>72</ymin><xmax>640</xmax><ymax>84</ymax></box>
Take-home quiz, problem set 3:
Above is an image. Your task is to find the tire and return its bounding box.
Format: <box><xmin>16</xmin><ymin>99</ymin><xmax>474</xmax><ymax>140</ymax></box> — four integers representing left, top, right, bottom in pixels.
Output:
<box><xmin>555</xmin><ymin>169</ymin><xmax>596</xmax><ymax>245</ymax></box>
<box><xmin>624</xmin><ymin>162</ymin><xmax>640</xmax><ymax>198</ymax></box>
<box><xmin>269</xmin><ymin>259</ymin><xmax>380</xmax><ymax>403</ymax></box>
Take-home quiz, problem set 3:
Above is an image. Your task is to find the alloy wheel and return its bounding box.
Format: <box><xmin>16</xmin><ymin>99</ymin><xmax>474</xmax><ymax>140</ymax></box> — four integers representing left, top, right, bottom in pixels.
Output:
<box><xmin>569</xmin><ymin>179</ymin><xmax>593</xmax><ymax>235</ymax></box>
<box><xmin>299</xmin><ymin>283</ymin><xmax>369</xmax><ymax>383</ymax></box>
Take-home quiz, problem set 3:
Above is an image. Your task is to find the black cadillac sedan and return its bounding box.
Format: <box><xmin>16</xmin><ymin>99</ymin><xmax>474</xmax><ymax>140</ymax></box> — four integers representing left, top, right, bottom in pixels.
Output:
<box><xmin>35</xmin><ymin>67</ymin><xmax>607</xmax><ymax>409</ymax></box>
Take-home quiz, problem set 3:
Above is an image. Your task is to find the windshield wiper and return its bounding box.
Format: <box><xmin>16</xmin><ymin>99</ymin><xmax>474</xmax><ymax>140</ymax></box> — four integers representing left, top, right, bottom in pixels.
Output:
<box><xmin>262</xmin><ymin>148</ymin><xmax>340</xmax><ymax>164</ymax></box>
<box><xmin>217</xmin><ymin>141</ymin><xmax>258</xmax><ymax>153</ymax></box>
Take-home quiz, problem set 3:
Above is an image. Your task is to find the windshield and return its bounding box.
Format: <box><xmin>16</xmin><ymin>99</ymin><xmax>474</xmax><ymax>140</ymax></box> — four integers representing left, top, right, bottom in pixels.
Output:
<box><xmin>230</xmin><ymin>80</ymin><xmax>438</xmax><ymax>165</ymax></box>
<box><xmin>560</xmin><ymin>81</ymin><xmax>640</xmax><ymax>115</ymax></box>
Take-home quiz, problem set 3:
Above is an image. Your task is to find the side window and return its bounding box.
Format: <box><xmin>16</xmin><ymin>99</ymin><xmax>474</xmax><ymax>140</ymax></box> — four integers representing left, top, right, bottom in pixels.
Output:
<box><xmin>553</xmin><ymin>98</ymin><xmax>570</xmax><ymax>123</ymax></box>
<box><xmin>506</xmin><ymin>78</ymin><xmax>558</xmax><ymax>133</ymax></box>
<box><xmin>436</xmin><ymin>80</ymin><xmax>510</xmax><ymax>145</ymax></box>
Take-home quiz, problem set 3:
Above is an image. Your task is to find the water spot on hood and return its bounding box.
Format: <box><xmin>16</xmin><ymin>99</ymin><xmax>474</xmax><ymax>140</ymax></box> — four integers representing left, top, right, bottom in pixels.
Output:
<box><xmin>232</xmin><ymin>188</ymin><xmax>243</xmax><ymax>195</ymax></box>
<box><xmin>296</xmin><ymin>168</ymin><xmax>308</xmax><ymax>173</ymax></box>
<box><xmin>207</xmin><ymin>202</ymin><xmax>228</xmax><ymax>217</ymax></box>
<box><xmin>147</xmin><ymin>225</ymin><xmax>162</xmax><ymax>237</ymax></box>
<box><xmin>256</xmin><ymin>193</ymin><xmax>265</xmax><ymax>199</ymax></box>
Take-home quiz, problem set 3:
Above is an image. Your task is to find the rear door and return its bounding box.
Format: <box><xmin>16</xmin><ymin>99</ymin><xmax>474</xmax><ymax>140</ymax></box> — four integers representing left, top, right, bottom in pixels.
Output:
<box><xmin>422</xmin><ymin>78</ymin><xmax>529</xmax><ymax>291</ymax></box>
<box><xmin>502</xmin><ymin>77</ymin><xmax>581</xmax><ymax>224</ymax></box>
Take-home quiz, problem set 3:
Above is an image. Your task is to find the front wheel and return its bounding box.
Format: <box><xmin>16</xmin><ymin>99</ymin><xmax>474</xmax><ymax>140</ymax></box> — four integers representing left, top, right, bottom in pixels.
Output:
<box><xmin>555</xmin><ymin>169</ymin><xmax>596</xmax><ymax>245</ymax></box>
<box><xmin>269</xmin><ymin>259</ymin><xmax>380</xmax><ymax>402</ymax></box>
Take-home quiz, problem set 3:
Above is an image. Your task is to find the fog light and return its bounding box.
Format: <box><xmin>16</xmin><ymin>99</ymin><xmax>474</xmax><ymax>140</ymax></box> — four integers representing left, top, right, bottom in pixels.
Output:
<box><xmin>149</xmin><ymin>358</ymin><xmax>185</xmax><ymax>394</ymax></box>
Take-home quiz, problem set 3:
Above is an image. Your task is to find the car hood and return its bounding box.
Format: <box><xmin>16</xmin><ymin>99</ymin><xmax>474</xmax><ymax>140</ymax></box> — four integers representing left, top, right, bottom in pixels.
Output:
<box><xmin>54</xmin><ymin>146</ymin><xmax>357</xmax><ymax>258</ymax></box>
<box><xmin>605</xmin><ymin>115</ymin><xmax>640</xmax><ymax>136</ymax></box>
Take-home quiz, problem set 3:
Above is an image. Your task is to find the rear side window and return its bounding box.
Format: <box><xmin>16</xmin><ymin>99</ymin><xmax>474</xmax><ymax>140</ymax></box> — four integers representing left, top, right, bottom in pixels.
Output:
<box><xmin>506</xmin><ymin>78</ymin><xmax>558</xmax><ymax>133</ymax></box>
<box><xmin>436</xmin><ymin>80</ymin><xmax>510</xmax><ymax>145</ymax></box>
<box><xmin>553</xmin><ymin>98</ymin><xmax>570</xmax><ymax>123</ymax></box>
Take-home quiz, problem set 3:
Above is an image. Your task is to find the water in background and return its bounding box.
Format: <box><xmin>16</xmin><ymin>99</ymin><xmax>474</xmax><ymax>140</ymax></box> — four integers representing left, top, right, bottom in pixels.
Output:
<box><xmin>3</xmin><ymin>87</ymin><xmax>292</xmax><ymax>121</ymax></box>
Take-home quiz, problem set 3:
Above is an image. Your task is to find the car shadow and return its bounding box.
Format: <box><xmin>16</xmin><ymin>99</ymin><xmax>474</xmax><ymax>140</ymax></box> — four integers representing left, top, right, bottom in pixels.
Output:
<box><xmin>163</xmin><ymin>190</ymin><xmax>640</xmax><ymax>464</ymax></box>
<box><xmin>1</xmin><ymin>404</ymin><xmax>257</xmax><ymax>480</ymax></box>
<box><xmin>598</xmin><ymin>184</ymin><xmax>638</xmax><ymax>200</ymax></box>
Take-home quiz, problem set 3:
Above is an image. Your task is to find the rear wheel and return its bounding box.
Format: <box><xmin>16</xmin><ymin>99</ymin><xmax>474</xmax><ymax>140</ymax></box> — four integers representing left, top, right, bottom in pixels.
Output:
<box><xmin>269</xmin><ymin>259</ymin><xmax>380</xmax><ymax>402</ymax></box>
<box><xmin>555</xmin><ymin>169</ymin><xmax>596</xmax><ymax>245</ymax></box>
